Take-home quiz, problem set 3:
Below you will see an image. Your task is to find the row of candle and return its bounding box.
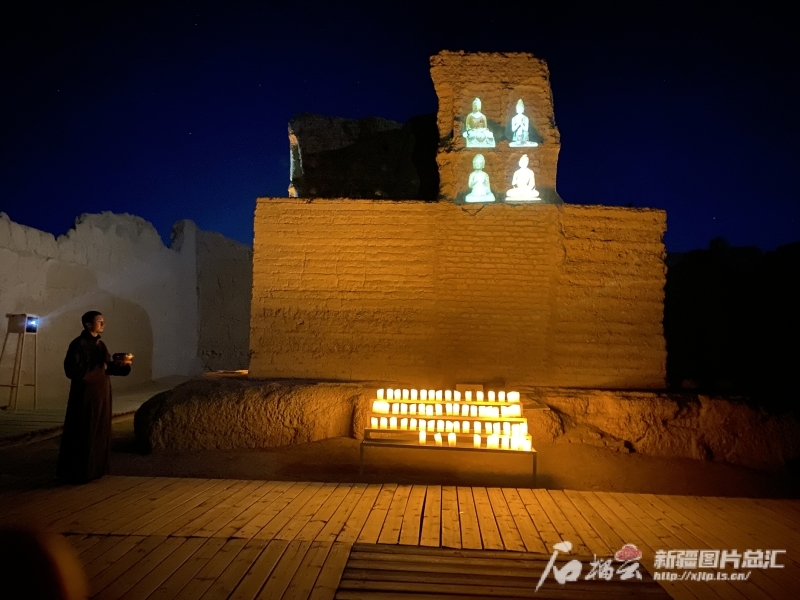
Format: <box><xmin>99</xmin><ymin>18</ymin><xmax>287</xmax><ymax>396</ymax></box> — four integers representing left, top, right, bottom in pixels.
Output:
<box><xmin>418</xmin><ymin>431</ymin><xmax>532</xmax><ymax>451</ymax></box>
<box><xmin>372</xmin><ymin>401</ymin><xmax>521</xmax><ymax>419</ymax></box>
<box><xmin>378</xmin><ymin>389</ymin><xmax>520</xmax><ymax>402</ymax></box>
<box><xmin>370</xmin><ymin>416</ymin><xmax>528</xmax><ymax>436</ymax></box>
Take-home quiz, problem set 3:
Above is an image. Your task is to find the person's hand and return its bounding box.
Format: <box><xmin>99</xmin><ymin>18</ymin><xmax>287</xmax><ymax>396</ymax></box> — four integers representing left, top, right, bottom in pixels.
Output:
<box><xmin>113</xmin><ymin>353</ymin><xmax>133</xmax><ymax>366</ymax></box>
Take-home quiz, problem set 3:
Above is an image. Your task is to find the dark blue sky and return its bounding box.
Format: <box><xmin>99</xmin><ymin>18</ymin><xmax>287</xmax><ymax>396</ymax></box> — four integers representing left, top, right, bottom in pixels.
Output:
<box><xmin>2</xmin><ymin>1</ymin><xmax>798</xmax><ymax>252</ymax></box>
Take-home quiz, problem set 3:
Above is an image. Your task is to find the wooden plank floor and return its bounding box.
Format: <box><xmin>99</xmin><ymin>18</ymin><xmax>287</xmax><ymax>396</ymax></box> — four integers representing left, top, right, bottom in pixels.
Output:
<box><xmin>1</xmin><ymin>476</ymin><xmax>798</xmax><ymax>600</ymax></box>
<box><xmin>338</xmin><ymin>543</ymin><xmax>672</xmax><ymax>599</ymax></box>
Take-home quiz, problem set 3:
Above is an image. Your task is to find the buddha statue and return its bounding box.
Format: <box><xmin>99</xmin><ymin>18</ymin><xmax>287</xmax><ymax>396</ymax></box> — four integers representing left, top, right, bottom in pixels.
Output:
<box><xmin>505</xmin><ymin>155</ymin><xmax>541</xmax><ymax>202</ymax></box>
<box><xmin>464</xmin><ymin>154</ymin><xmax>495</xmax><ymax>203</ymax></box>
<box><xmin>509</xmin><ymin>99</ymin><xmax>538</xmax><ymax>148</ymax></box>
<box><xmin>463</xmin><ymin>98</ymin><xmax>495</xmax><ymax>148</ymax></box>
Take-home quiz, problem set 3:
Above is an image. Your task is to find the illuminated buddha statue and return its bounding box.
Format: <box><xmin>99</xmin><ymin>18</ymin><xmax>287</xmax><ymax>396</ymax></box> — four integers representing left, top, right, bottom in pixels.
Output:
<box><xmin>463</xmin><ymin>98</ymin><xmax>495</xmax><ymax>148</ymax></box>
<box><xmin>464</xmin><ymin>154</ymin><xmax>495</xmax><ymax>203</ymax></box>
<box><xmin>505</xmin><ymin>155</ymin><xmax>540</xmax><ymax>201</ymax></box>
<box><xmin>509</xmin><ymin>99</ymin><xmax>538</xmax><ymax>148</ymax></box>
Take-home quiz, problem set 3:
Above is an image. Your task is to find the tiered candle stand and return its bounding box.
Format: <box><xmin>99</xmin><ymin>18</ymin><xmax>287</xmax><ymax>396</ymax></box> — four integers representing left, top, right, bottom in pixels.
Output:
<box><xmin>359</xmin><ymin>388</ymin><xmax>537</xmax><ymax>486</ymax></box>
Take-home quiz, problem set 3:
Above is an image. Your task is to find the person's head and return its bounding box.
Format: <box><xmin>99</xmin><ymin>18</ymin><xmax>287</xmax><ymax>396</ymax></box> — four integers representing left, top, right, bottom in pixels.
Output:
<box><xmin>472</xmin><ymin>154</ymin><xmax>485</xmax><ymax>170</ymax></box>
<box><xmin>472</xmin><ymin>97</ymin><xmax>481</xmax><ymax>112</ymax></box>
<box><xmin>81</xmin><ymin>311</ymin><xmax>104</xmax><ymax>336</ymax></box>
<box><xmin>519</xmin><ymin>154</ymin><xmax>529</xmax><ymax>168</ymax></box>
<box><xmin>516</xmin><ymin>99</ymin><xmax>524</xmax><ymax>115</ymax></box>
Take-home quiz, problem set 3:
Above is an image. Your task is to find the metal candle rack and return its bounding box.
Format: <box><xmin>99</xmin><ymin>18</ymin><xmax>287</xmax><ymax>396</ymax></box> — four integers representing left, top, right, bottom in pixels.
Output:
<box><xmin>359</xmin><ymin>387</ymin><xmax>537</xmax><ymax>484</ymax></box>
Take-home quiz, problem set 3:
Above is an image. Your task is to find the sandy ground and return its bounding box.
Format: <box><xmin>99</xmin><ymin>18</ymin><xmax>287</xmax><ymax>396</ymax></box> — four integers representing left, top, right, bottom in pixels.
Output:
<box><xmin>1</xmin><ymin>415</ymin><xmax>798</xmax><ymax>498</ymax></box>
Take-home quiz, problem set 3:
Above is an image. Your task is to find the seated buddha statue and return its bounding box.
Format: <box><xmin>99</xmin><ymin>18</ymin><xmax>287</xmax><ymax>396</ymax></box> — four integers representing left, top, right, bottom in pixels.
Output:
<box><xmin>505</xmin><ymin>155</ymin><xmax>541</xmax><ymax>201</ymax></box>
<box><xmin>465</xmin><ymin>154</ymin><xmax>496</xmax><ymax>203</ymax></box>
<box><xmin>463</xmin><ymin>98</ymin><xmax>495</xmax><ymax>148</ymax></box>
<box><xmin>509</xmin><ymin>99</ymin><xmax>538</xmax><ymax>148</ymax></box>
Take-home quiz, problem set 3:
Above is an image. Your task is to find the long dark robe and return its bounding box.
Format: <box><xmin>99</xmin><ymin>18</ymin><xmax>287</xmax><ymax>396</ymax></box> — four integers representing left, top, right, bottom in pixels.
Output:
<box><xmin>57</xmin><ymin>330</ymin><xmax>130</xmax><ymax>483</ymax></box>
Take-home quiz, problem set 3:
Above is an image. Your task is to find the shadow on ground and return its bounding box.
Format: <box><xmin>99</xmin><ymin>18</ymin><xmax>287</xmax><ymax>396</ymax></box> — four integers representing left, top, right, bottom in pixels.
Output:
<box><xmin>1</xmin><ymin>416</ymin><xmax>798</xmax><ymax>499</ymax></box>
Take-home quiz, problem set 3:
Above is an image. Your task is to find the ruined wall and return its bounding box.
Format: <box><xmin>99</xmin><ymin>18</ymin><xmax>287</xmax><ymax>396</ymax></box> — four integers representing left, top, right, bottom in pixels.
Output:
<box><xmin>196</xmin><ymin>230</ymin><xmax>252</xmax><ymax>371</ymax></box>
<box><xmin>431</xmin><ymin>51</ymin><xmax>561</xmax><ymax>203</ymax></box>
<box><xmin>0</xmin><ymin>212</ymin><xmax>251</xmax><ymax>409</ymax></box>
<box><xmin>249</xmin><ymin>199</ymin><xmax>667</xmax><ymax>389</ymax></box>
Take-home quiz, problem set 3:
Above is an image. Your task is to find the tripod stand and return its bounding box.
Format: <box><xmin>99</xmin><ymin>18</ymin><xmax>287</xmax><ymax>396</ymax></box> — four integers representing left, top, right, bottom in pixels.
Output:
<box><xmin>0</xmin><ymin>314</ymin><xmax>38</xmax><ymax>410</ymax></box>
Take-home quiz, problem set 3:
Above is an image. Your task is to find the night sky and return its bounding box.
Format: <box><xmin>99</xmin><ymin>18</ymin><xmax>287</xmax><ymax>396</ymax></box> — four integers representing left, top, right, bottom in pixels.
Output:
<box><xmin>2</xmin><ymin>2</ymin><xmax>798</xmax><ymax>252</ymax></box>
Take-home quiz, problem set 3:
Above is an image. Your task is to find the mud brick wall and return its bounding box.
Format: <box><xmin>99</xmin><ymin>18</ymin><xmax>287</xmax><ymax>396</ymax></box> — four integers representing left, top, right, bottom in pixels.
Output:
<box><xmin>249</xmin><ymin>199</ymin><xmax>666</xmax><ymax>389</ymax></box>
<box><xmin>430</xmin><ymin>51</ymin><xmax>561</xmax><ymax>202</ymax></box>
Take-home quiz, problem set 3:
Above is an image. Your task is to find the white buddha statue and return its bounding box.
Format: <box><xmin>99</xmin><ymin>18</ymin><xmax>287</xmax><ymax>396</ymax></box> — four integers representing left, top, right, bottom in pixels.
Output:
<box><xmin>463</xmin><ymin>98</ymin><xmax>495</xmax><ymax>148</ymax></box>
<box><xmin>509</xmin><ymin>99</ymin><xmax>538</xmax><ymax>148</ymax></box>
<box><xmin>464</xmin><ymin>154</ymin><xmax>495</xmax><ymax>203</ymax></box>
<box><xmin>505</xmin><ymin>154</ymin><xmax>541</xmax><ymax>202</ymax></box>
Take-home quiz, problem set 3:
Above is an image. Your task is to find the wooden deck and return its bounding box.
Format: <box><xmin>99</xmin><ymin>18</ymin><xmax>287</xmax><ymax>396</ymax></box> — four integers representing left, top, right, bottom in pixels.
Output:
<box><xmin>1</xmin><ymin>476</ymin><xmax>798</xmax><ymax>599</ymax></box>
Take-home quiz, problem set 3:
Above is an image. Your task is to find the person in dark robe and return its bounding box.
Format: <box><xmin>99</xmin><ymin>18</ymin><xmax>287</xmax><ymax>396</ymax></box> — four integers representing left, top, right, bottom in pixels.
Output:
<box><xmin>57</xmin><ymin>311</ymin><xmax>131</xmax><ymax>483</ymax></box>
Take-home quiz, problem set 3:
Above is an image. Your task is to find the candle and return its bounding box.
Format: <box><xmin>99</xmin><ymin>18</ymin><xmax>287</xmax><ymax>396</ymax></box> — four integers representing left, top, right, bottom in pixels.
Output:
<box><xmin>508</xmin><ymin>391</ymin><xmax>520</xmax><ymax>402</ymax></box>
<box><xmin>409</xmin><ymin>403</ymin><xmax>416</xmax><ymax>415</ymax></box>
<box><xmin>470</xmin><ymin>406</ymin><xmax>477</xmax><ymax>417</ymax></box>
<box><xmin>454</xmin><ymin>422</ymin><xmax>460</xmax><ymax>433</ymax></box>
<box><xmin>400</xmin><ymin>403</ymin><xmax>408</xmax><ymax>415</ymax></box>
<box><xmin>473</xmin><ymin>434</ymin><xmax>481</xmax><ymax>448</ymax></box>
<box><xmin>428</xmin><ymin>389</ymin><xmax>435</xmax><ymax>400</ymax></box>
<box><xmin>478</xmin><ymin>406</ymin><xmax>485</xmax><ymax>418</ymax></box>
<box><xmin>477</xmin><ymin>391</ymin><xmax>484</xmax><ymax>401</ymax></box>
<box><xmin>380</xmin><ymin>417</ymin><xmax>388</xmax><ymax>429</ymax></box>
<box><xmin>410</xmin><ymin>418</ymin><xmax>417</xmax><ymax>430</ymax></box>
<box><xmin>389</xmin><ymin>417</ymin><xmax>397</xmax><ymax>429</ymax></box>
<box><xmin>419</xmin><ymin>431</ymin><xmax>426</xmax><ymax>444</ymax></box>
<box><xmin>402</xmin><ymin>389</ymin><xmax>410</xmax><ymax>400</ymax></box>
<box><xmin>474</xmin><ymin>421</ymin><xmax>482</xmax><ymax>434</ymax></box>
<box><xmin>373</xmin><ymin>401</ymin><xmax>389</xmax><ymax>414</ymax></box>
<box><xmin>494</xmin><ymin>422</ymin><xmax>501</xmax><ymax>434</ymax></box>
<box><xmin>445</xmin><ymin>403</ymin><xmax>452</xmax><ymax>416</ymax></box>
<box><xmin>386</xmin><ymin>388</ymin><xmax>394</xmax><ymax>400</ymax></box>
<box><xmin>500</xmin><ymin>406</ymin><xmax>507</xmax><ymax>418</ymax></box>
<box><xmin>437</xmin><ymin>419</ymin><xmax>445</xmax><ymax>432</ymax></box>
<box><xmin>498</xmin><ymin>391</ymin><xmax>506</xmax><ymax>402</ymax></box>
<box><xmin>501</xmin><ymin>436</ymin><xmax>510</xmax><ymax>449</ymax></box>
<box><xmin>462</xmin><ymin>421</ymin><xmax>470</xmax><ymax>433</ymax></box>
<box><xmin>445</xmin><ymin>390</ymin><xmax>452</xmax><ymax>401</ymax></box>
<box><xmin>400</xmin><ymin>418</ymin><xmax>408</xmax><ymax>430</ymax></box>
<box><xmin>436</xmin><ymin>390</ymin><xmax>443</xmax><ymax>400</ymax></box>
<box><xmin>420</xmin><ymin>389</ymin><xmax>427</xmax><ymax>400</ymax></box>
<box><xmin>377</xmin><ymin>388</ymin><xmax>385</xmax><ymax>400</ymax></box>
<box><xmin>445</xmin><ymin>421</ymin><xmax>453</xmax><ymax>432</ymax></box>
<box><xmin>488</xmin><ymin>391</ymin><xmax>496</xmax><ymax>402</ymax></box>
<box><xmin>454</xmin><ymin>390</ymin><xmax>461</xmax><ymax>401</ymax></box>
<box><xmin>371</xmin><ymin>417</ymin><xmax>378</xmax><ymax>428</ymax></box>
<box><xmin>520</xmin><ymin>422</ymin><xmax>528</xmax><ymax>436</ymax></box>
<box><xmin>461</xmin><ymin>404</ymin><xmax>469</xmax><ymax>417</ymax></box>
<box><xmin>434</xmin><ymin>432</ymin><xmax>443</xmax><ymax>446</ymax></box>
<box><xmin>493</xmin><ymin>407</ymin><xmax>500</xmax><ymax>419</ymax></box>
<box><xmin>411</xmin><ymin>389</ymin><xmax>418</xmax><ymax>400</ymax></box>
<box><xmin>435</xmin><ymin>404</ymin><xmax>443</xmax><ymax>416</ymax></box>
<box><xmin>465</xmin><ymin>391</ymin><xmax>472</xmax><ymax>401</ymax></box>
<box><xmin>419</xmin><ymin>419</ymin><xmax>426</xmax><ymax>431</ymax></box>
<box><xmin>503</xmin><ymin>422</ymin><xmax>511</xmax><ymax>435</ymax></box>
<box><xmin>511</xmin><ymin>424</ymin><xmax>520</xmax><ymax>437</ymax></box>
<box><xmin>448</xmin><ymin>432</ymin><xmax>456</xmax><ymax>447</ymax></box>
<box><xmin>391</xmin><ymin>402</ymin><xmax>399</xmax><ymax>414</ymax></box>
<box><xmin>426</xmin><ymin>405</ymin><xmax>434</xmax><ymax>417</ymax></box>
<box><xmin>488</xmin><ymin>434</ymin><xmax>498</xmax><ymax>449</ymax></box>
<box><xmin>523</xmin><ymin>439</ymin><xmax>532</xmax><ymax>452</ymax></box>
